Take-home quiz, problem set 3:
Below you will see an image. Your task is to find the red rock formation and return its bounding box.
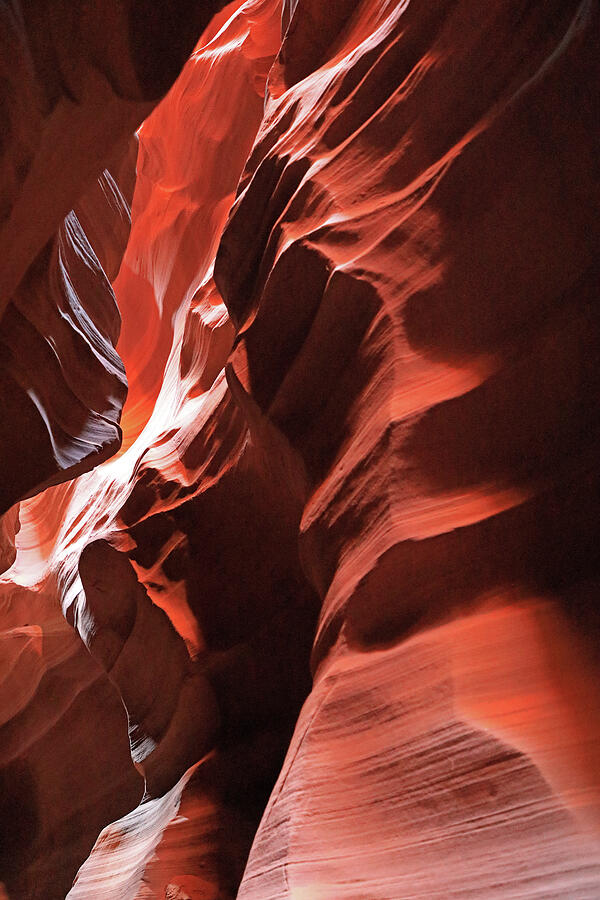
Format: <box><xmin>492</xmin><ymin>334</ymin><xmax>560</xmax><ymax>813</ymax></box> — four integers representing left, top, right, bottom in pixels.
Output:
<box><xmin>215</xmin><ymin>1</ymin><xmax>600</xmax><ymax>895</ymax></box>
<box><xmin>2</xmin><ymin>0</ymin><xmax>600</xmax><ymax>898</ymax></box>
<box><xmin>0</xmin><ymin>1</ymin><xmax>228</xmax><ymax>512</ymax></box>
<box><xmin>0</xmin><ymin>507</ymin><xmax>19</xmax><ymax>576</ymax></box>
<box><xmin>2</xmin><ymin>2</ymin><xmax>313</xmax><ymax>897</ymax></box>
<box><xmin>0</xmin><ymin>3</ymin><xmax>237</xmax><ymax>897</ymax></box>
<box><xmin>77</xmin><ymin>540</ymin><xmax>218</xmax><ymax>798</ymax></box>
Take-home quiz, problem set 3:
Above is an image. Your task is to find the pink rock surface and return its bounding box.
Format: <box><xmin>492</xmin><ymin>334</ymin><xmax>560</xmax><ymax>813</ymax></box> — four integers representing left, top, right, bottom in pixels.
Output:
<box><xmin>3</xmin><ymin>2</ymin><xmax>306</xmax><ymax>897</ymax></box>
<box><xmin>215</xmin><ymin>1</ymin><xmax>600</xmax><ymax>895</ymax></box>
<box><xmin>1</xmin><ymin>0</ymin><xmax>600</xmax><ymax>898</ymax></box>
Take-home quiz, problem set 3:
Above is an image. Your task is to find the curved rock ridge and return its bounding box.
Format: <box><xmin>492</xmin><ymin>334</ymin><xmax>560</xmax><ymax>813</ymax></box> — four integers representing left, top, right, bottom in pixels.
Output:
<box><xmin>0</xmin><ymin>0</ymin><xmax>234</xmax><ymax>513</ymax></box>
<box><xmin>1</xmin><ymin>1</ymin><xmax>600</xmax><ymax>898</ymax></box>
<box><xmin>0</xmin><ymin>3</ymin><xmax>241</xmax><ymax>898</ymax></box>
<box><xmin>0</xmin><ymin>576</ymin><xmax>143</xmax><ymax>900</ymax></box>
<box><xmin>0</xmin><ymin>206</ymin><xmax>127</xmax><ymax>515</ymax></box>
<box><xmin>2</xmin><ymin>2</ymin><xmax>314</xmax><ymax>898</ymax></box>
<box><xmin>74</xmin><ymin>135</ymin><xmax>139</xmax><ymax>285</ymax></box>
<box><xmin>76</xmin><ymin>540</ymin><xmax>219</xmax><ymax>799</ymax></box>
<box><xmin>113</xmin><ymin>0</ymin><xmax>282</xmax><ymax>447</ymax></box>
<box><xmin>209</xmin><ymin>0</ymin><xmax>600</xmax><ymax>896</ymax></box>
<box><xmin>67</xmin><ymin>6</ymin><xmax>321</xmax><ymax>896</ymax></box>
<box><xmin>68</xmin><ymin>766</ymin><xmax>200</xmax><ymax>900</ymax></box>
<box><xmin>0</xmin><ymin>0</ymin><xmax>224</xmax><ymax>317</ymax></box>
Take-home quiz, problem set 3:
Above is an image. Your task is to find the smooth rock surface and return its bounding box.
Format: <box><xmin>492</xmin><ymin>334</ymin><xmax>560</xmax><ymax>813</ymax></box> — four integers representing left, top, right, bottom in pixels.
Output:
<box><xmin>1</xmin><ymin>0</ymin><xmax>600</xmax><ymax>898</ymax></box>
<box><xmin>214</xmin><ymin>0</ymin><xmax>600</xmax><ymax>896</ymax></box>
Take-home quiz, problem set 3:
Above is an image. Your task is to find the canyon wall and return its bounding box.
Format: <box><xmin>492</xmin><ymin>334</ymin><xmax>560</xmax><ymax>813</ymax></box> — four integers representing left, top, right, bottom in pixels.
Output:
<box><xmin>1</xmin><ymin>0</ymin><xmax>600</xmax><ymax>898</ymax></box>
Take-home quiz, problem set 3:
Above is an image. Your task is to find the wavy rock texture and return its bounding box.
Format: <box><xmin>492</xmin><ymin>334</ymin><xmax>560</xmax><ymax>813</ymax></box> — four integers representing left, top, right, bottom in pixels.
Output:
<box><xmin>214</xmin><ymin>1</ymin><xmax>600</xmax><ymax>896</ymax></box>
<box><xmin>0</xmin><ymin>0</ymin><xmax>223</xmax><ymax>314</ymax></box>
<box><xmin>0</xmin><ymin>0</ymin><xmax>228</xmax><ymax>512</ymax></box>
<box><xmin>0</xmin><ymin>200</ymin><xmax>127</xmax><ymax>513</ymax></box>
<box><xmin>1</xmin><ymin>0</ymin><xmax>600</xmax><ymax>899</ymax></box>
<box><xmin>2</xmin><ymin>2</ymin><xmax>315</xmax><ymax>898</ymax></box>
<box><xmin>0</xmin><ymin>2</ymin><xmax>235</xmax><ymax>897</ymax></box>
<box><xmin>76</xmin><ymin>540</ymin><xmax>218</xmax><ymax>799</ymax></box>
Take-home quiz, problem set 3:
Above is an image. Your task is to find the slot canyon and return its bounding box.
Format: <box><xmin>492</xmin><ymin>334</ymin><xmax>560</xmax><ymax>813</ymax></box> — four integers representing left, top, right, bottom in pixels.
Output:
<box><xmin>1</xmin><ymin>0</ymin><xmax>599</xmax><ymax>897</ymax></box>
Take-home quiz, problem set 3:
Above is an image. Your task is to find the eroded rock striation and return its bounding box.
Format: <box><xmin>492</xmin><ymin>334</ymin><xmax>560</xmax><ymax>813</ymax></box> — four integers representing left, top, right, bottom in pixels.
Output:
<box><xmin>0</xmin><ymin>0</ymin><xmax>227</xmax><ymax>512</ymax></box>
<box><xmin>220</xmin><ymin>2</ymin><xmax>600</xmax><ymax>895</ymax></box>
<box><xmin>1</xmin><ymin>0</ymin><xmax>600</xmax><ymax>898</ymax></box>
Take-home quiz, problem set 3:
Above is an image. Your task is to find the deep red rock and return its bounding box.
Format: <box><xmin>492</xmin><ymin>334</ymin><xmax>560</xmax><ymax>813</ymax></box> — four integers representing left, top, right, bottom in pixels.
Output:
<box><xmin>0</xmin><ymin>2</ymin><xmax>232</xmax><ymax>513</ymax></box>
<box><xmin>215</xmin><ymin>1</ymin><xmax>600</xmax><ymax>895</ymax></box>
<box><xmin>1</xmin><ymin>0</ymin><xmax>600</xmax><ymax>898</ymax></box>
<box><xmin>77</xmin><ymin>540</ymin><xmax>219</xmax><ymax>798</ymax></box>
<box><xmin>0</xmin><ymin>507</ymin><xmax>19</xmax><ymax>576</ymax></box>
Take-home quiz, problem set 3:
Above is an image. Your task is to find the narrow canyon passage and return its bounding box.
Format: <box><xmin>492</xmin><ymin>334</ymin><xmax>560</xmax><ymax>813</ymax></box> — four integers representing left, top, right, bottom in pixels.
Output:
<box><xmin>1</xmin><ymin>1</ymin><xmax>600</xmax><ymax>898</ymax></box>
